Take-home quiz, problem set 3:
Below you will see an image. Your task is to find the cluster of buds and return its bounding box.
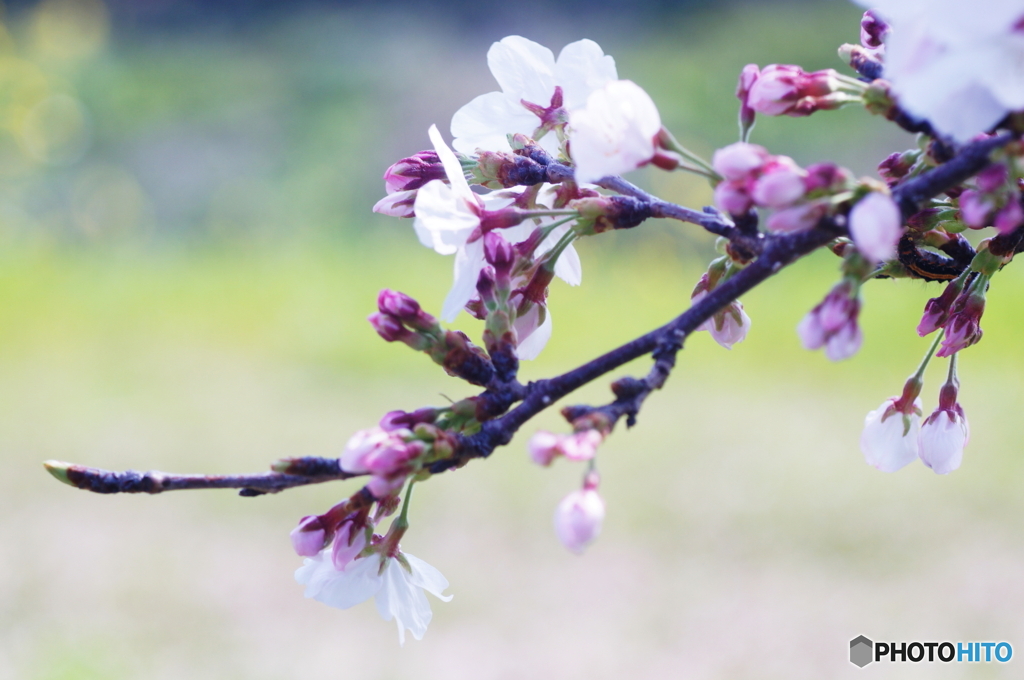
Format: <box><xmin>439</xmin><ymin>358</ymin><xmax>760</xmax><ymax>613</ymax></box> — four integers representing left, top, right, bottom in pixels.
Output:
<box><xmin>797</xmin><ymin>279</ymin><xmax>863</xmax><ymax>361</ymax></box>
<box><xmin>340</xmin><ymin>425</ymin><xmax>428</xmax><ymax>498</ymax></box>
<box><xmin>838</xmin><ymin>10</ymin><xmax>889</xmax><ymax>78</ymax></box>
<box><xmin>861</xmin><ymin>356</ymin><xmax>969</xmax><ymax>475</ymax></box>
<box><xmin>528</xmin><ymin>428</ymin><xmax>603</xmax><ymax>466</ymax></box>
<box><xmin>711</xmin><ymin>142</ymin><xmax>851</xmax><ymax>232</ymax></box>
<box><xmin>369</xmin><ymin>289</ymin><xmax>496</xmax><ymax>385</ymax></box>
<box><xmin>690</xmin><ymin>257</ymin><xmax>751</xmax><ymax>350</ymax></box>
<box><xmin>957</xmin><ymin>156</ymin><xmax>1024</xmax><ymax>234</ymax></box>
<box><xmin>737</xmin><ymin>63</ymin><xmax>868</xmax><ymax>120</ymax></box>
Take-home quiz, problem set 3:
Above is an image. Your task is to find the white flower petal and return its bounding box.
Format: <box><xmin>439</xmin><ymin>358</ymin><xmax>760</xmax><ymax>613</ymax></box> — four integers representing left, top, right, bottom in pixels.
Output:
<box><xmin>375</xmin><ymin>558</ymin><xmax>435</xmax><ymax>645</ymax></box>
<box><xmin>569</xmin><ymin>80</ymin><xmax>661</xmax><ymax>184</ymax></box>
<box><xmin>404</xmin><ymin>552</ymin><xmax>454</xmax><ymax>602</ymax></box>
<box><xmin>451</xmin><ymin>92</ymin><xmax>539</xmax><ymax>154</ymax></box>
<box><xmin>860</xmin><ymin>398</ymin><xmax>921</xmax><ymax>472</ymax></box>
<box><xmin>412</xmin><ymin>180</ymin><xmax>478</xmax><ymax>255</ymax></box>
<box><xmin>441</xmin><ymin>239</ymin><xmax>485</xmax><ymax>322</ymax></box>
<box><xmin>427</xmin><ymin>124</ymin><xmax>474</xmax><ymax>202</ymax></box>
<box><xmin>295</xmin><ymin>552</ymin><xmax>383</xmax><ymax>610</ymax></box>
<box><xmin>515</xmin><ymin>305</ymin><xmax>553</xmax><ymax>360</ymax></box>
<box><xmin>487</xmin><ymin>36</ymin><xmax>557</xmax><ymax>108</ymax></box>
<box><xmin>554</xmin><ymin>39</ymin><xmax>618</xmax><ymax>110</ymax></box>
<box><xmin>553</xmin><ymin>243</ymin><xmax>582</xmax><ymax>286</ymax></box>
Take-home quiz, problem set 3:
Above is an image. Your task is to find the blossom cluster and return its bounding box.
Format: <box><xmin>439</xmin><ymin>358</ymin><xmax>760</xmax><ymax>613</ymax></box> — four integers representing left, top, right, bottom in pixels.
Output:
<box><xmin>282</xmin><ymin>0</ymin><xmax>1024</xmax><ymax>645</ymax></box>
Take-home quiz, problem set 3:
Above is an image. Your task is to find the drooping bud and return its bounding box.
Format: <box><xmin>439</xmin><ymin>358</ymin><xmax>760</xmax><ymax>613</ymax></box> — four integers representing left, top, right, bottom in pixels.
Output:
<box><xmin>917</xmin><ymin>274</ymin><xmax>968</xmax><ymax>336</ymax></box>
<box><xmin>797</xmin><ymin>281</ymin><xmax>862</xmax><ymax>361</ymax></box>
<box><xmin>735</xmin><ymin>63</ymin><xmax>760</xmax><ymax>139</ymax></box>
<box><xmin>919</xmin><ymin>364</ymin><xmax>969</xmax><ymax>475</ymax></box>
<box><xmin>553</xmin><ymin>472</ymin><xmax>605</xmax><ymax>554</ymax></box>
<box><xmin>290</xmin><ymin>515</ymin><xmax>328</xmax><ymax>557</ymax></box>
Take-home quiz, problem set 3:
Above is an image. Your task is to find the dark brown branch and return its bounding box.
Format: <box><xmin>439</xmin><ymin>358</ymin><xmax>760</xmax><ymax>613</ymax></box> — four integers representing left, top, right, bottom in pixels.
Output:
<box><xmin>44</xmin><ymin>457</ymin><xmax>355</xmax><ymax>496</ymax></box>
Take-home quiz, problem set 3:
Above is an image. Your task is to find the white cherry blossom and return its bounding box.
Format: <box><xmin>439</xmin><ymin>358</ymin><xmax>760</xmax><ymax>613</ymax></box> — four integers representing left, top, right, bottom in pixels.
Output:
<box><xmin>451</xmin><ymin>36</ymin><xmax>617</xmax><ymax>156</ymax></box>
<box><xmin>860</xmin><ymin>396</ymin><xmax>922</xmax><ymax>472</ymax></box>
<box><xmin>858</xmin><ymin>0</ymin><xmax>1024</xmax><ymax>141</ymax></box>
<box><xmin>569</xmin><ymin>80</ymin><xmax>662</xmax><ymax>184</ymax></box>
<box><xmin>295</xmin><ymin>549</ymin><xmax>452</xmax><ymax>645</ymax></box>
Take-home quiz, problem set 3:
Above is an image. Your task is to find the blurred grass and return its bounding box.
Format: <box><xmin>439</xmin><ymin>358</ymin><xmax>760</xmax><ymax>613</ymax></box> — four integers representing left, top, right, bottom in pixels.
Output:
<box><xmin>4</xmin><ymin>1</ymin><xmax>1024</xmax><ymax>679</ymax></box>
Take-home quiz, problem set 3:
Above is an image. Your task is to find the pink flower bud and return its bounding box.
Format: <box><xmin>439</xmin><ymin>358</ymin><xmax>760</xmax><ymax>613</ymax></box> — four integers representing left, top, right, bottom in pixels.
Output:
<box><xmin>959</xmin><ymin>190</ymin><xmax>993</xmax><ymax>228</ymax></box>
<box><xmin>994</xmin><ymin>198</ymin><xmax>1023</xmax><ymax>235</ymax></box>
<box><xmin>368</xmin><ymin>312</ymin><xmax>411</xmax><ymax>343</ymax></box>
<box><xmin>803</xmin><ymin>163</ymin><xmax>849</xmax><ymax>193</ymax></box>
<box><xmin>372</xmin><ymin>190</ymin><xmax>417</xmax><ymax>218</ymax></box>
<box><xmin>528</xmin><ymin>430</ymin><xmax>561</xmax><ymax>466</ymax></box>
<box><xmin>340</xmin><ymin>427</ymin><xmax>412</xmax><ymax>474</ymax></box>
<box><xmin>384</xmin><ymin>150</ymin><xmax>444</xmax><ymax>194</ymax></box>
<box><xmin>918</xmin><ymin>277</ymin><xmax>967</xmax><ymax>336</ymax></box>
<box><xmin>936</xmin><ymin>299</ymin><xmax>985</xmax><ymax>358</ymax></box>
<box><xmin>976</xmin><ymin>163</ymin><xmax>1008</xmax><ymax>194</ymax></box>
<box><xmin>713</xmin><ymin>180</ymin><xmax>753</xmax><ymax>215</ymax></box>
<box><xmin>483</xmin><ymin>231</ymin><xmax>515</xmax><ymax>269</ymax></box>
<box><xmin>712</xmin><ymin>142</ymin><xmax>769</xmax><ymax>181</ymax></box>
<box><xmin>331</xmin><ymin>521</ymin><xmax>368</xmax><ymax>570</ymax></box>
<box><xmin>693</xmin><ymin>291</ymin><xmax>751</xmax><ymax>350</ymax></box>
<box><xmin>766</xmin><ymin>201</ymin><xmax>828</xmax><ymax>233</ymax></box>
<box><xmin>554</xmin><ymin>487</ymin><xmax>605</xmax><ymax>554</ymax></box>
<box><xmin>290</xmin><ymin>515</ymin><xmax>327</xmax><ymax>557</ymax></box>
<box><xmin>751</xmin><ymin>163</ymin><xmax>807</xmax><ymax>208</ymax></box>
<box><xmin>736</xmin><ymin>63</ymin><xmax>760</xmax><ymax>131</ymax></box>
<box><xmin>746</xmin><ymin>65</ymin><xmax>841</xmax><ymax>117</ymax></box>
<box><xmin>859</xmin><ymin>10</ymin><xmax>890</xmax><ymax>49</ymax></box>
<box><xmin>849</xmin><ymin>192</ymin><xmax>903</xmax><ymax>263</ymax></box>
<box><xmin>561</xmin><ymin>430</ymin><xmax>602</xmax><ymax>462</ymax></box>
<box><xmin>798</xmin><ymin>282</ymin><xmax>862</xmax><ymax>361</ymax></box>
<box><xmin>377</xmin><ymin>289</ymin><xmax>421</xmax><ymax>319</ymax></box>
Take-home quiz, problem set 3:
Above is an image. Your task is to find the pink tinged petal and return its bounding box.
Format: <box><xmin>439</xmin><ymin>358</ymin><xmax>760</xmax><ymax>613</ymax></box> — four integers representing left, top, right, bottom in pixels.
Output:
<box><xmin>766</xmin><ymin>202</ymin><xmax>827</xmax><ymax>233</ymax></box>
<box><xmin>373</xmin><ymin>190</ymin><xmax>417</xmax><ymax>218</ymax></box>
<box><xmin>295</xmin><ymin>551</ymin><xmax>384</xmax><ymax>609</ymax></box>
<box><xmin>714</xmin><ymin>181</ymin><xmax>753</xmax><ymax>215</ymax></box>
<box><xmin>290</xmin><ymin>515</ymin><xmax>326</xmax><ymax>557</ymax></box>
<box><xmin>959</xmin><ymin>189</ymin><xmax>992</xmax><ymax>228</ymax></box>
<box><xmin>451</xmin><ymin>92</ymin><xmax>538</xmax><ymax>154</ymax></box>
<box><xmin>331</xmin><ymin>523</ymin><xmax>367</xmax><ymax>571</ymax></box>
<box><xmin>553</xmin><ymin>242</ymin><xmax>583</xmax><ymax>286</ymax></box>
<box><xmin>528</xmin><ymin>430</ymin><xmax>562</xmax><ymax>466</ymax></box>
<box><xmin>514</xmin><ymin>303</ymin><xmax>552</xmax><ymax>361</ymax></box>
<box><xmin>554</xmin><ymin>488</ymin><xmax>605</xmax><ymax>554</ymax></box>
<box><xmin>709</xmin><ymin>301</ymin><xmax>751</xmax><ymax>349</ymax></box>
<box><xmin>751</xmin><ymin>168</ymin><xmax>807</xmax><ymax>208</ymax></box>
<box><xmin>561</xmin><ymin>430</ymin><xmax>602</xmax><ymax>461</ymax></box>
<box><xmin>554</xmin><ymin>39</ymin><xmax>618</xmax><ymax>110</ymax></box>
<box><xmin>860</xmin><ymin>398</ymin><xmax>921</xmax><ymax>472</ymax></box>
<box><xmin>427</xmin><ymin>124</ymin><xmax>474</xmax><ymax>202</ymax></box>
<box><xmin>849</xmin><ymin>192</ymin><xmax>903</xmax><ymax>262</ymax></box>
<box><xmin>413</xmin><ymin>180</ymin><xmax>479</xmax><ymax>255</ymax></box>
<box><xmin>711</xmin><ymin>142</ymin><xmax>769</xmax><ymax>181</ymax></box>
<box><xmin>340</xmin><ymin>427</ymin><xmax>391</xmax><ymax>474</ymax></box>
<box><xmin>403</xmin><ymin>552</ymin><xmax>454</xmax><ymax>602</ymax></box>
<box><xmin>487</xmin><ymin>36</ymin><xmax>557</xmax><ymax>108</ymax></box>
<box><xmin>797</xmin><ymin>310</ymin><xmax>826</xmax><ymax>350</ymax></box>
<box><xmin>994</xmin><ymin>199</ymin><xmax>1023</xmax><ymax>234</ymax></box>
<box><xmin>442</xmin><ymin>239</ymin><xmax>486</xmax><ymax>322</ymax></box>
<box><xmin>919</xmin><ymin>411</ymin><xmax>968</xmax><ymax>474</ymax></box>
<box><xmin>824</xmin><ymin>320</ymin><xmax>863</xmax><ymax>361</ymax></box>
<box><xmin>569</xmin><ymin>80</ymin><xmax>661</xmax><ymax>184</ymax></box>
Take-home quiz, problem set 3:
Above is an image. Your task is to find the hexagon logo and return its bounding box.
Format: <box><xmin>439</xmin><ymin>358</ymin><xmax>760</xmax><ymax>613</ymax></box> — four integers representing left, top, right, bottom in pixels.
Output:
<box><xmin>850</xmin><ymin>635</ymin><xmax>874</xmax><ymax>667</ymax></box>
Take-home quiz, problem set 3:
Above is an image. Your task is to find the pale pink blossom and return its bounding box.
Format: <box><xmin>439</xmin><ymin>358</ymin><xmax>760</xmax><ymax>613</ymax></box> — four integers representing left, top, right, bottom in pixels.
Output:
<box><xmin>295</xmin><ymin>549</ymin><xmax>452</xmax><ymax>645</ymax></box>
<box><xmin>849</xmin><ymin>192</ymin><xmax>903</xmax><ymax>262</ymax></box>
<box><xmin>857</xmin><ymin>0</ymin><xmax>1024</xmax><ymax>141</ymax></box>
<box><xmin>527</xmin><ymin>429</ymin><xmax>603</xmax><ymax>465</ymax></box>
<box><xmin>860</xmin><ymin>396</ymin><xmax>922</xmax><ymax>472</ymax></box>
<box><xmin>751</xmin><ymin>161</ymin><xmax>807</xmax><ymax>208</ymax></box>
<box><xmin>569</xmin><ymin>79</ymin><xmax>663</xmax><ymax>183</ymax></box>
<box><xmin>746</xmin><ymin>64</ymin><xmax>845</xmax><ymax>116</ymax></box>
<box><xmin>554</xmin><ymin>487</ymin><xmax>605</xmax><ymax>554</ymax></box>
<box><xmin>331</xmin><ymin>521</ymin><xmax>368</xmax><ymax>571</ymax></box>
<box><xmin>919</xmin><ymin>405</ymin><xmax>969</xmax><ymax>474</ymax></box>
<box><xmin>451</xmin><ymin>36</ymin><xmax>617</xmax><ymax>156</ymax></box>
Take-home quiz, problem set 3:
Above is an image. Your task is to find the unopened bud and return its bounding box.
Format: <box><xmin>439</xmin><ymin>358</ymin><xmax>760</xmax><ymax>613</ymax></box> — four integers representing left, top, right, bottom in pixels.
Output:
<box><xmin>290</xmin><ymin>515</ymin><xmax>327</xmax><ymax>557</ymax></box>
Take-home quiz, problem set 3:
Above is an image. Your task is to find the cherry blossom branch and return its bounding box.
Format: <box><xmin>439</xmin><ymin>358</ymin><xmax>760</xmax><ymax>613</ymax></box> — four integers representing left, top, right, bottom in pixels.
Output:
<box><xmin>46</xmin><ymin>132</ymin><xmax>1014</xmax><ymax>497</ymax></box>
<box><xmin>44</xmin><ymin>457</ymin><xmax>356</xmax><ymax>496</ymax></box>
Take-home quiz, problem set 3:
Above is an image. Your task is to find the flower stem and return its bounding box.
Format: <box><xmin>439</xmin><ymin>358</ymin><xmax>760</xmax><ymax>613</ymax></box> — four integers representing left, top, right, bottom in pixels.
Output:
<box><xmin>913</xmin><ymin>332</ymin><xmax>945</xmax><ymax>382</ymax></box>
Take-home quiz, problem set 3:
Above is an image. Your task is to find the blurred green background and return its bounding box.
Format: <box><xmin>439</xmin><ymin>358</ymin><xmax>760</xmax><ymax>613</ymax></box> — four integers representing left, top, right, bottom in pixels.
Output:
<box><xmin>4</xmin><ymin>1</ymin><xmax>1024</xmax><ymax>678</ymax></box>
